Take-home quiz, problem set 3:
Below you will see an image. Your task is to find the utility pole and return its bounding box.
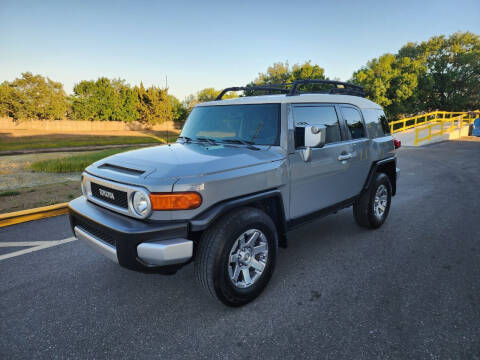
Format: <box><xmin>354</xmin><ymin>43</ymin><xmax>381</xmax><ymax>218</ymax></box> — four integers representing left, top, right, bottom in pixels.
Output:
<box><xmin>166</xmin><ymin>75</ymin><xmax>169</xmax><ymax>143</ymax></box>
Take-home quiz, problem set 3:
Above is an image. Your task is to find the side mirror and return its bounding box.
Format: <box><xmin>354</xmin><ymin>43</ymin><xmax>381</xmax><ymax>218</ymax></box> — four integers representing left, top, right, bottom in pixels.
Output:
<box><xmin>302</xmin><ymin>125</ymin><xmax>326</xmax><ymax>162</ymax></box>
<box><xmin>305</xmin><ymin>125</ymin><xmax>326</xmax><ymax>148</ymax></box>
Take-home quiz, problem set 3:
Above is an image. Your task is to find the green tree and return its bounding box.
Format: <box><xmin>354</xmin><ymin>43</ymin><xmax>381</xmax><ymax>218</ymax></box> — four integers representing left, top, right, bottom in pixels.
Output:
<box><xmin>353</xmin><ymin>31</ymin><xmax>480</xmax><ymax>118</ymax></box>
<box><xmin>245</xmin><ymin>61</ymin><xmax>326</xmax><ymax>95</ymax></box>
<box><xmin>196</xmin><ymin>88</ymin><xmax>220</xmax><ymax>102</ymax></box>
<box><xmin>134</xmin><ymin>83</ymin><xmax>172</xmax><ymax>125</ymax></box>
<box><xmin>169</xmin><ymin>94</ymin><xmax>188</xmax><ymax>127</ymax></box>
<box><xmin>181</xmin><ymin>94</ymin><xmax>198</xmax><ymax>119</ymax></box>
<box><xmin>290</xmin><ymin>62</ymin><xmax>326</xmax><ymax>83</ymax></box>
<box><xmin>71</xmin><ymin>77</ymin><xmax>138</xmax><ymax>122</ymax></box>
<box><xmin>0</xmin><ymin>81</ymin><xmax>12</xmax><ymax>117</ymax></box>
<box><xmin>399</xmin><ymin>32</ymin><xmax>480</xmax><ymax>112</ymax></box>
<box><xmin>251</xmin><ymin>61</ymin><xmax>292</xmax><ymax>85</ymax></box>
<box><xmin>352</xmin><ymin>54</ymin><xmax>421</xmax><ymax>117</ymax></box>
<box><xmin>196</xmin><ymin>87</ymin><xmax>238</xmax><ymax>102</ymax></box>
<box><xmin>0</xmin><ymin>72</ymin><xmax>68</xmax><ymax>120</ymax></box>
<box><xmin>181</xmin><ymin>88</ymin><xmax>238</xmax><ymax>118</ymax></box>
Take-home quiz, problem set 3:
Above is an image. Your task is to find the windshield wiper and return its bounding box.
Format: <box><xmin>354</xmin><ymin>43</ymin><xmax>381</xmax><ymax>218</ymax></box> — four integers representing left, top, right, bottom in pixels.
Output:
<box><xmin>177</xmin><ymin>136</ymin><xmax>194</xmax><ymax>143</ymax></box>
<box><xmin>221</xmin><ymin>138</ymin><xmax>260</xmax><ymax>150</ymax></box>
<box><xmin>195</xmin><ymin>137</ymin><xmax>218</xmax><ymax>145</ymax></box>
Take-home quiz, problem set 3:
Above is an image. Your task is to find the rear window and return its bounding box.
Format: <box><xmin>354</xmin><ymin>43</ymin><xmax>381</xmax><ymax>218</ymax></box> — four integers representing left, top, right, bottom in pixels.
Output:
<box><xmin>362</xmin><ymin>109</ymin><xmax>390</xmax><ymax>138</ymax></box>
<box><xmin>341</xmin><ymin>106</ymin><xmax>366</xmax><ymax>139</ymax></box>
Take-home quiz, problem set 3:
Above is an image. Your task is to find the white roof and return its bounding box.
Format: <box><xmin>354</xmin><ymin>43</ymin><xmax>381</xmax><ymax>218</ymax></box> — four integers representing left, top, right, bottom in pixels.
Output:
<box><xmin>198</xmin><ymin>93</ymin><xmax>382</xmax><ymax>110</ymax></box>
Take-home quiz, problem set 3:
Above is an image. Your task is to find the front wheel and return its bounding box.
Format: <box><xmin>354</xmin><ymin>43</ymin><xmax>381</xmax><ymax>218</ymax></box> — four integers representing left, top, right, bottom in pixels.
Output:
<box><xmin>195</xmin><ymin>207</ymin><xmax>278</xmax><ymax>307</ymax></box>
<box><xmin>353</xmin><ymin>172</ymin><xmax>392</xmax><ymax>229</ymax></box>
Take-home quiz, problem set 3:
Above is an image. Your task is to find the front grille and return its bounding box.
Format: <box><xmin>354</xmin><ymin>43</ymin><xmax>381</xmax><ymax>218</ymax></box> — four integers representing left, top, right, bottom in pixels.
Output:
<box><xmin>73</xmin><ymin>216</ymin><xmax>116</xmax><ymax>247</ymax></box>
<box><xmin>91</xmin><ymin>182</ymin><xmax>128</xmax><ymax>209</ymax></box>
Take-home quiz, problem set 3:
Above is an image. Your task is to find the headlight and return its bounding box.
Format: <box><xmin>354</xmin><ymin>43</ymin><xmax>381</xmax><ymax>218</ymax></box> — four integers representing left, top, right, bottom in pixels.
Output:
<box><xmin>132</xmin><ymin>191</ymin><xmax>151</xmax><ymax>217</ymax></box>
<box><xmin>81</xmin><ymin>176</ymin><xmax>86</xmax><ymax>196</ymax></box>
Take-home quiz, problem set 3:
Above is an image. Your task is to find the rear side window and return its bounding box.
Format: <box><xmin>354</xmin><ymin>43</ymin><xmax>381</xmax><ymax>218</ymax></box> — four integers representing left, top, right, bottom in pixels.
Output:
<box><xmin>341</xmin><ymin>107</ymin><xmax>366</xmax><ymax>139</ymax></box>
<box><xmin>293</xmin><ymin>106</ymin><xmax>341</xmax><ymax>147</ymax></box>
<box><xmin>362</xmin><ymin>109</ymin><xmax>391</xmax><ymax>137</ymax></box>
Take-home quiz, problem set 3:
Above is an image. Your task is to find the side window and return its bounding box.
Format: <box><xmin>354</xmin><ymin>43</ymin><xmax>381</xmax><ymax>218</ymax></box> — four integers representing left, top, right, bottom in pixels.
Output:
<box><xmin>362</xmin><ymin>109</ymin><xmax>390</xmax><ymax>137</ymax></box>
<box><xmin>378</xmin><ymin>110</ymin><xmax>391</xmax><ymax>134</ymax></box>
<box><xmin>293</xmin><ymin>106</ymin><xmax>341</xmax><ymax>147</ymax></box>
<box><xmin>341</xmin><ymin>107</ymin><xmax>366</xmax><ymax>139</ymax></box>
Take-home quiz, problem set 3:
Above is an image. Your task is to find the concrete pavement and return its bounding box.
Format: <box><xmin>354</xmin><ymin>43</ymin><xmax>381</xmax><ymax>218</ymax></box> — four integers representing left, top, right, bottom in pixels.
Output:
<box><xmin>1</xmin><ymin>139</ymin><xmax>479</xmax><ymax>359</ymax></box>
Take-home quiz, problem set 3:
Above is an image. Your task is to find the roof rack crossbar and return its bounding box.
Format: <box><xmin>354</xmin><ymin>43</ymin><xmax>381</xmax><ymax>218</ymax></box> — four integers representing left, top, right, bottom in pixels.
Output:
<box><xmin>215</xmin><ymin>86</ymin><xmax>289</xmax><ymax>101</ymax></box>
<box><xmin>287</xmin><ymin>79</ymin><xmax>365</xmax><ymax>97</ymax></box>
<box><xmin>215</xmin><ymin>79</ymin><xmax>365</xmax><ymax>100</ymax></box>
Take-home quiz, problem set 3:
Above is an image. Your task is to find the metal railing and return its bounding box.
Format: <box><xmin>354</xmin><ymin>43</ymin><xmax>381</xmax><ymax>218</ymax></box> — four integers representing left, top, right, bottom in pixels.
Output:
<box><xmin>413</xmin><ymin>115</ymin><xmax>465</xmax><ymax>146</ymax></box>
<box><xmin>389</xmin><ymin>110</ymin><xmax>478</xmax><ymax>134</ymax></box>
<box><xmin>389</xmin><ymin>110</ymin><xmax>479</xmax><ymax>146</ymax></box>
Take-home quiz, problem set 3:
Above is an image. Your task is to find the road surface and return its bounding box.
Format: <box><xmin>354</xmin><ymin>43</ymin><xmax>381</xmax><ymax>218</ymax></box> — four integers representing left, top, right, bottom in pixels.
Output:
<box><xmin>1</xmin><ymin>139</ymin><xmax>479</xmax><ymax>359</ymax></box>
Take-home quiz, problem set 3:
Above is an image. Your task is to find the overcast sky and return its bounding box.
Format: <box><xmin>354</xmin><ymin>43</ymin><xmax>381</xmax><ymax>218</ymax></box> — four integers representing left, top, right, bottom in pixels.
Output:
<box><xmin>1</xmin><ymin>0</ymin><xmax>479</xmax><ymax>100</ymax></box>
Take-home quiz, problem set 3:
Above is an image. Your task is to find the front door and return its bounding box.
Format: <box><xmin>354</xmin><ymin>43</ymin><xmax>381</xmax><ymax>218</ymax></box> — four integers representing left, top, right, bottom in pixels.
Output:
<box><xmin>289</xmin><ymin>104</ymin><xmax>354</xmax><ymax>219</ymax></box>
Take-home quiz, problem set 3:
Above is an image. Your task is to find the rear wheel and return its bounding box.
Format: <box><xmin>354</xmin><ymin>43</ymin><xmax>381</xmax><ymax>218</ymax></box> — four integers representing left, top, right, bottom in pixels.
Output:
<box><xmin>353</xmin><ymin>172</ymin><xmax>392</xmax><ymax>229</ymax></box>
<box><xmin>195</xmin><ymin>207</ymin><xmax>278</xmax><ymax>306</ymax></box>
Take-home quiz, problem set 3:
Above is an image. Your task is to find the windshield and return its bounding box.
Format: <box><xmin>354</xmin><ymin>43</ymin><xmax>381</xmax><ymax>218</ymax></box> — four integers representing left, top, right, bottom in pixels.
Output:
<box><xmin>180</xmin><ymin>104</ymin><xmax>280</xmax><ymax>146</ymax></box>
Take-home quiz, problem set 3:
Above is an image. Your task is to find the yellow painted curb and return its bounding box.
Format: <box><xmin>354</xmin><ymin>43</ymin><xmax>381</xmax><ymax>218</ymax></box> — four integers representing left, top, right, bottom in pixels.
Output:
<box><xmin>0</xmin><ymin>203</ymin><xmax>69</xmax><ymax>228</ymax></box>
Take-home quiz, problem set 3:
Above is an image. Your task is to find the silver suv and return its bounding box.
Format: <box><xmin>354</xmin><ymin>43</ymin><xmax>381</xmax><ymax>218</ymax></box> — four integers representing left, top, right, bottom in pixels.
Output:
<box><xmin>69</xmin><ymin>80</ymin><xmax>400</xmax><ymax>306</ymax></box>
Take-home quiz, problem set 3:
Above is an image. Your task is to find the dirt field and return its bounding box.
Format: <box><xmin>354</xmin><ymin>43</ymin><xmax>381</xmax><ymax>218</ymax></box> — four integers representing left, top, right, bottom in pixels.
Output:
<box><xmin>0</xmin><ymin>152</ymin><xmax>83</xmax><ymax>213</ymax></box>
<box><xmin>0</xmin><ymin>152</ymin><xmax>83</xmax><ymax>190</ymax></box>
<box><xmin>0</xmin><ymin>127</ymin><xmax>182</xmax><ymax>213</ymax></box>
<box><xmin>0</xmin><ymin>181</ymin><xmax>80</xmax><ymax>213</ymax></box>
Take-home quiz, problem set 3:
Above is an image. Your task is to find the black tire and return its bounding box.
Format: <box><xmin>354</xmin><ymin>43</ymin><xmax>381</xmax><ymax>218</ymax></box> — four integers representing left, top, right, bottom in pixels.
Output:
<box><xmin>194</xmin><ymin>207</ymin><xmax>278</xmax><ymax>307</ymax></box>
<box><xmin>353</xmin><ymin>172</ymin><xmax>392</xmax><ymax>229</ymax></box>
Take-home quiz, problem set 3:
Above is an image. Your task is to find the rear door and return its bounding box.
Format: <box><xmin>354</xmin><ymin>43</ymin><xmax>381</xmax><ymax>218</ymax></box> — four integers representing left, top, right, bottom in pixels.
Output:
<box><xmin>337</xmin><ymin>105</ymin><xmax>371</xmax><ymax>198</ymax></box>
<box><xmin>288</xmin><ymin>104</ymin><xmax>354</xmax><ymax>218</ymax></box>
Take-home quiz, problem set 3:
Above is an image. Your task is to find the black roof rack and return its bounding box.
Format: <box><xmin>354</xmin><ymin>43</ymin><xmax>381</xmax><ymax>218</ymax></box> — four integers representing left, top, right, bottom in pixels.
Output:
<box><xmin>215</xmin><ymin>79</ymin><xmax>365</xmax><ymax>100</ymax></box>
<box><xmin>215</xmin><ymin>86</ymin><xmax>289</xmax><ymax>101</ymax></box>
<box><xmin>287</xmin><ymin>79</ymin><xmax>365</xmax><ymax>97</ymax></box>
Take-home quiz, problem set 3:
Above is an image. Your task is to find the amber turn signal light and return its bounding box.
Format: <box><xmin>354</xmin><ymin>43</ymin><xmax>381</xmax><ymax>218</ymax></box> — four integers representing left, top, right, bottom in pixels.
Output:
<box><xmin>149</xmin><ymin>192</ymin><xmax>202</xmax><ymax>210</ymax></box>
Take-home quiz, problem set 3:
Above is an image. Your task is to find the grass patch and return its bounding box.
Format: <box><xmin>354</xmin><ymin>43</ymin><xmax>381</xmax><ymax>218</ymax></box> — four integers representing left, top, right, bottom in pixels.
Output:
<box><xmin>29</xmin><ymin>148</ymin><xmax>136</xmax><ymax>173</ymax></box>
<box><xmin>0</xmin><ymin>181</ymin><xmax>82</xmax><ymax>214</ymax></box>
<box><xmin>0</xmin><ymin>190</ymin><xmax>21</xmax><ymax>197</ymax></box>
<box><xmin>0</xmin><ymin>135</ymin><xmax>163</xmax><ymax>151</ymax></box>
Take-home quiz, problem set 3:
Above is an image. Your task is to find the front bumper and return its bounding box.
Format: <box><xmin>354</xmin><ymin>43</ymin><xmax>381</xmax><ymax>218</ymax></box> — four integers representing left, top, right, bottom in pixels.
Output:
<box><xmin>69</xmin><ymin>197</ymin><xmax>192</xmax><ymax>272</ymax></box>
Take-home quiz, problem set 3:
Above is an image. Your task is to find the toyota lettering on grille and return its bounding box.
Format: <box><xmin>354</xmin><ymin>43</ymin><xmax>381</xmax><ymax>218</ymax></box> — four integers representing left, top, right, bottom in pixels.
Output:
<box><xmin>99</xmin><ymin>188</ymin><xmax>115</xmax><ymax>200</ymax></box>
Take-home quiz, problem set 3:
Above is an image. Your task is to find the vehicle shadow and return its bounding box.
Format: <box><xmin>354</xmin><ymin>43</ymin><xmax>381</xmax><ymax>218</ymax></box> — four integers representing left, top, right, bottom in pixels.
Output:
<box><xmin>77</xmin><ymin>208</ymin><xmax>375</xmax><ymax>316</ymax></box>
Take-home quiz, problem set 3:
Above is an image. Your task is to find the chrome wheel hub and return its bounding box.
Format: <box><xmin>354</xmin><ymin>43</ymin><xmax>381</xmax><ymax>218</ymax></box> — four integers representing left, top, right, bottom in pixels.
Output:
<box><xmin>374</xmin><ymin>184</ymin><xmax>388</xmax><ymax>218</ymax></box>
<box><xmin>228</xmin><ymin>229</ymin><xmax>268</xmax><ymax>288</ymax></box>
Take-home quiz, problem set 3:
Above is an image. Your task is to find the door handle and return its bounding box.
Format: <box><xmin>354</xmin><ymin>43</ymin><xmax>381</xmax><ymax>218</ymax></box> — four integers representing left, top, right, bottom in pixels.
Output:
<box><xmin>338</xmin><ymin>153</ymin><xmax>353</xmax><ymax>161</ymax></box>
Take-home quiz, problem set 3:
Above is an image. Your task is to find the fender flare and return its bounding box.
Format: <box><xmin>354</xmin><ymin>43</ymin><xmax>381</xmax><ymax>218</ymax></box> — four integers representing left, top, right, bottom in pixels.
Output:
<box><xmin>363</xmin><ymin>156</ymin><xmax>397</xmax><ymax>196</ymax></box>
<box><xmin>189</xmin><ymin>189</ymin><xmax>286</xmax><ymax>233</ymax></box>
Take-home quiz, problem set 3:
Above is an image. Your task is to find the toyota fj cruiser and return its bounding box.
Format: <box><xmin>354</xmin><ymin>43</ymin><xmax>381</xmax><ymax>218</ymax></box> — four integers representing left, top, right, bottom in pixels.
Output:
<box><xmin>69</xmin><ymin>80</ymin><xmax>400</xmax><ymax>306</ymax></box>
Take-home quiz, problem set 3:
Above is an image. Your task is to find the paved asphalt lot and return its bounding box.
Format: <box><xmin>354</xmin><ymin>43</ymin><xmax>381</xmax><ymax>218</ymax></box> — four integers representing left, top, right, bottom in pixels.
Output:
<box><xmin>1</xmin><ymin>139</ymin><xmax>479</xmax><ymax>359</ymax></box>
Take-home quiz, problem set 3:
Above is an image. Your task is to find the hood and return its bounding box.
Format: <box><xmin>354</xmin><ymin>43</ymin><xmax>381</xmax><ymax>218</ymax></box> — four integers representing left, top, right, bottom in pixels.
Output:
<box><xmin>86</xmin><ymin>143</ymin><xmax>284</xmax><ymax>185</ymax></box>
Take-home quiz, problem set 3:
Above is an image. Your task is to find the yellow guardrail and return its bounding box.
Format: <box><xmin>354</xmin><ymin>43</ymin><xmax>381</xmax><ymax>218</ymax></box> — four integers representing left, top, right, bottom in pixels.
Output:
<box><xmin>0</xmin><ymin>203</ymin><xmax>69</xmax><ymax>228</ymax></box>
<box><xmin>389</xmin><ymin>110</ymin><xmax>479</xmax><ymax>134</ymax></box>
<box><xmin>413</xmin><ymin>115</ymin><xmax>466</xmax><ymax>146</ymax></box>
<box><xmin>389</xmin><ymin>110</ymin><xmax>479</xmax><ymax>146</ymax></box>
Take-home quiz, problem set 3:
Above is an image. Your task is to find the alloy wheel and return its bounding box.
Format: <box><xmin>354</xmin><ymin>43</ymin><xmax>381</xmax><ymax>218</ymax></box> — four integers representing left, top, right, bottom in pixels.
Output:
<box><xmin>228</xmin><ymin>229</ymin><xmax>269</xmax><ymax>288</ymax></box>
